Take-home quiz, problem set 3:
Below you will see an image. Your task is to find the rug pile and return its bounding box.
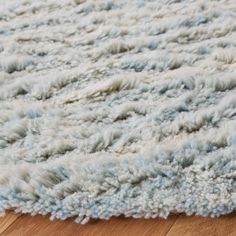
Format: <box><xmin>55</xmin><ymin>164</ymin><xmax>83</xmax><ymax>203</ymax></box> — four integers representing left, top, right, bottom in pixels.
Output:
<box><xmin>0</xmin><ymin>0</ymin><xmax>236</xmax><ymax>223</ymax></box>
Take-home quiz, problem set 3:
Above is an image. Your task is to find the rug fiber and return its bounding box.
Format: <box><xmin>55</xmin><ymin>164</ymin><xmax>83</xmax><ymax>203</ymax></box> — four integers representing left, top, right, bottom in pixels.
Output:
<box><xmin>0</xmin><ymin>0</ymin><xmax>236</xmax><ymax>223</ymax></box>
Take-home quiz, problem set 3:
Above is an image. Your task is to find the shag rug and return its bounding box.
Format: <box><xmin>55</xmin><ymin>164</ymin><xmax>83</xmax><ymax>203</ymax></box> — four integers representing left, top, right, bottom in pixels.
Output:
<box><xmin>0</xmin><ymin>0</ymin><xmax>236</xmax><ymax>224</ymax></box>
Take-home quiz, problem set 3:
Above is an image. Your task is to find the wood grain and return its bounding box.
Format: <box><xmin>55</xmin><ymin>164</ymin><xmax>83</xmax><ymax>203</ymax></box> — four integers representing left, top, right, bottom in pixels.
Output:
<box><xmin>1</xmin><ymin>212</ymin><xmax>236</xmax><ymax>236</ymax></box>
<box><xmin>166</xmin><ymin>212</ymin><xmax>236</xmax><ymax>236</ymax></box>
<box><xmin>1</xmin><ymin>214</ymin><xmax>178</xmax><ymax>236</ymax></box>
<box><xmin>0</xmin><ymin>212</ymin><xmax>21</xmax><ymax>235</ymax></box>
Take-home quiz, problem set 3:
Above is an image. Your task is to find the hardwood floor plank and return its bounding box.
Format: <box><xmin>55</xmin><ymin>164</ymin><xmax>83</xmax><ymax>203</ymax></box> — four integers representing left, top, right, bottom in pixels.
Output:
<box><xmin>166</xmin><ymin>212</ymin><xmax>236</xmax><ymax>236</ymax></box>
<box><xmin>2</xmin><ymin>211</ymin><xmax>236</xmax><ymax>236</ymax></box>
<box><xmin>1</xmin><ymin>213</ymin><xmax>178</xmax><ymax>236</ymax></box>
<box><xmin>0</xmin><ymin>212</ymin><xmax>21</xmax><ymax>235</ymax></box>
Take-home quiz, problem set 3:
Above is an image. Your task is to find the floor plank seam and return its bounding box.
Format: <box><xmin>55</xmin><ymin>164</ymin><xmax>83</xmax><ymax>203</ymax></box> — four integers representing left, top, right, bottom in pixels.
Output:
<box><xmin>164</xmin><ymin>216</ymin><xmax>179</xmax><ymax>236</ymax></box>
<box><xmin>0</xmin><ymin>214</ymin><xmax>22</xmax><ymax>236</ymax></box>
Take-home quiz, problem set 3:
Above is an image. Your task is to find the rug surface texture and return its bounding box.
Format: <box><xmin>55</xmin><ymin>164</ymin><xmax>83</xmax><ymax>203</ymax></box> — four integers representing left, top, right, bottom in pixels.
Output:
<box><xmin>0</xmin><ymin>0</ymin><xmax>236</xmax><ymax>223</ymax></box>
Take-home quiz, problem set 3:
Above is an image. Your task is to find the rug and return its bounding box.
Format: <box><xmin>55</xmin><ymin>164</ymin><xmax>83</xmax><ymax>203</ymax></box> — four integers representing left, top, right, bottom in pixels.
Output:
<box><xmin>0</xmin><ymin>0</ymin><xmax>236</xmax><ymax>224</ymax></box>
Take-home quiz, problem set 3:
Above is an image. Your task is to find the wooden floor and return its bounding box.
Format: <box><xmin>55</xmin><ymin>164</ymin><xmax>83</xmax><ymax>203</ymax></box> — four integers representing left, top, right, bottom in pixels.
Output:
<box><xmin>0</xmin><ymin>211</ymin><xmax>236</xmax><ymax>236</ymax></box>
